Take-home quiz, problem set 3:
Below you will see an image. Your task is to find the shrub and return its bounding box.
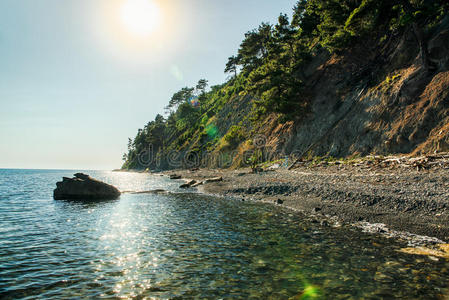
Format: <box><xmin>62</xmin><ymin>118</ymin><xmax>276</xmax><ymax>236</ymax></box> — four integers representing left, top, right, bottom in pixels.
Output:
<box><xmin>223</xmin><ymin>126</ymin><xmax>245</xmax><ymax>147</ymax></box>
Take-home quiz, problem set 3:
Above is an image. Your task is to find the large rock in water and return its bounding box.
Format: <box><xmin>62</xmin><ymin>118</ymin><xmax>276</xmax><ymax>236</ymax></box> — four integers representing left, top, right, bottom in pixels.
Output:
<box><xmin>53</xmin><ymin>173</ymin><xmax>121</xmax><ymax>200</ymax></box>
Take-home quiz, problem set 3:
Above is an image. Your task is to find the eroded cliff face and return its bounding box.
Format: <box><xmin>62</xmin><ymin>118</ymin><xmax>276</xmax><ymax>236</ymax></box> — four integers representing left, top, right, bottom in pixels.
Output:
<box><xmin>125</xmin><ymin>18</ymin><xmax>449</xmax><ymax>170</ymax></box>
<box><xmin>257</xmin><ymin>19</ymin><xmax>449</xmax><ymax>160</ymax></box>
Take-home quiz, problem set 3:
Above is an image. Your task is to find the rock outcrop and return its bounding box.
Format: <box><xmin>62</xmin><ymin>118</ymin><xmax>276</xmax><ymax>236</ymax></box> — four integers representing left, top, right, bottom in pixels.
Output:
<box><xmin>53</xmin><ymin>173</ymin><xmax>121</xmax><ymax>200</ymax></box>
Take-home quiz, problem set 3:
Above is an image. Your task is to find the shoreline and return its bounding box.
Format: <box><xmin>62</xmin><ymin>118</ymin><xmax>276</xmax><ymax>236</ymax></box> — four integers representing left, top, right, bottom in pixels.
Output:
<box><xmin>155</xmin><ymin>164</ymin><xmax>449</xmax><ymax>244</ymax></box>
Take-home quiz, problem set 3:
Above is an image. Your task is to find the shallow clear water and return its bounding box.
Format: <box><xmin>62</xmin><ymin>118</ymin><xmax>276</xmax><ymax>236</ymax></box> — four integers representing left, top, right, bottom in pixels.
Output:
<box><xmin>0</xmin><ymin>169</ymin><xmax>448</xmax><ymax>299</ymax></box>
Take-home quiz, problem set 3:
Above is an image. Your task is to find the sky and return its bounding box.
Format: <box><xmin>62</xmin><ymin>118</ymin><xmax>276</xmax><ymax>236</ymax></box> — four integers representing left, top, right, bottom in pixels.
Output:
<box><xmin>0</xmin><ymin>0</ymin><xmax>297</xmax><ymax>170</ymax></box>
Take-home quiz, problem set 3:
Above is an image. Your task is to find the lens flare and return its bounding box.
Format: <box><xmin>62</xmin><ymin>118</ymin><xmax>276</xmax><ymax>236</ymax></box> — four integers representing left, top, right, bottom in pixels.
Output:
<box><xmin>206</xmin><ymin>124</ymin><xmax>218</xmax><ymax>139</ymax></box>
<box><xmin>190</xmin><ymin>97</ymin><xmax>200</xmax><ymax>108</ymax></box>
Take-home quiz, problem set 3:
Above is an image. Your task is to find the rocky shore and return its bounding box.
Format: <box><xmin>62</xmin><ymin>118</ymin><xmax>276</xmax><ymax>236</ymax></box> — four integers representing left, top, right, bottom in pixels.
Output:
<box><xmin>162</xmin><ymin>163</ymin><xmax>449</xmax><ymax>243</ymax></box>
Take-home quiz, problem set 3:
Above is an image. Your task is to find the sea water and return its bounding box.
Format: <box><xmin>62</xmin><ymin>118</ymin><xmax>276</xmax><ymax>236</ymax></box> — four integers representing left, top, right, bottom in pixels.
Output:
<box><xmin>0</xmin><ymin>169</ymin><xmax>448</xmax><ymax>299</ymax></box>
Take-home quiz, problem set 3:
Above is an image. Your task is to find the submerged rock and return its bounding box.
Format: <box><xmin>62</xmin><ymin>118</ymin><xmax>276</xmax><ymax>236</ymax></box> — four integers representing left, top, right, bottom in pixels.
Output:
<box><xmin>398</xmin><ymin>244</ymin><xmax>449</xmax><ymax>259</ymax></box>
<box><xmin>53</xmin><ymin>173</ymin><xmax>121</xmax><ymax>200</ymax></box>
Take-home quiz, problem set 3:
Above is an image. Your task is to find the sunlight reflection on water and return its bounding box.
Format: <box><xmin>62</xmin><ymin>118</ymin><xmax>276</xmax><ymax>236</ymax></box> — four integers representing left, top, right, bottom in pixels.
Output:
<box><xmin>0</xmin><ymin>170</ymin><xmax>447</xmax><ymax>299</ymax></box>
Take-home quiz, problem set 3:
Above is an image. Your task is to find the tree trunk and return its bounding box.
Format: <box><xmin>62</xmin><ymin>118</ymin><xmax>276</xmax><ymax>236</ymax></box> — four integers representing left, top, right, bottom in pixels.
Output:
<box><xmin>408</xmin><ymin>21</ymin><xmax>429</xmax><ymax>71</ymax></box>
<box><xmin>401</xmin><ymin>0</ymin><xmax>429</xmax><ymax>71</ymax></box>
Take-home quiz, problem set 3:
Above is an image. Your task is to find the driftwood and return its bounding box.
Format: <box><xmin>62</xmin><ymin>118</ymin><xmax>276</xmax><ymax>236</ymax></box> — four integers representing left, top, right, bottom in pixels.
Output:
<box><xmin>204</xmin><ymin>177</ymin><xmax>223</xmax><ymax>183</ymax></box>
<box><xmin>368</xmin><ymin>153</ymin><xmax>449</xmax><ymax>170</ymax></box>
<box><xmin>288</xmin><ymin>152</ymin><xmax>449</xmax><ymax>171</ymax></box>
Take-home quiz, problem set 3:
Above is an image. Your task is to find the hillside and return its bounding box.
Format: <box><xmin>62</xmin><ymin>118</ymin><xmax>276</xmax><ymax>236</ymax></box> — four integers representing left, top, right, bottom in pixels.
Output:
<box><xmin>122</xmin><ymin>0</ymin><xmax>449</xmax><ymax>171</ymax></box>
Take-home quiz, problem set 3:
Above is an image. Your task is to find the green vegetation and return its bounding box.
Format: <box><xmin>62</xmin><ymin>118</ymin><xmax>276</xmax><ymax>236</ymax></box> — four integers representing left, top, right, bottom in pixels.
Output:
<box><xmin>222</xmin><ymin>125</ymin><xmax>245</xmax><ymax>148</ymax></box>
<box><xmin>123</xmin><ymin>0</ymin><xmax>448</xmax><ymax>170</ymax></box>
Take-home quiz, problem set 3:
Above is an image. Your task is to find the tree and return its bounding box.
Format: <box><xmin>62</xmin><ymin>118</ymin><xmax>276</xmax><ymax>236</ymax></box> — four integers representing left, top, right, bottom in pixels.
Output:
<box><xmin>248</xmin><ymin>59</ymin><xmax>306</xmax><ymax>118</ymax></box>
<box><xmin>225</xmin><ymin>55</ymin><xmax>240</xmax><ymax>78</ymax></box>
<box><xmin>165</xmin><ymin>87</ymin><xmax>195</xmax><ymax>111</ymax></box>
<box><xmin>291</xmin><ymin>0</ymin><xmax>361</xmax><ymax>52</ymax></box>
<box><xmin>154</xmin><ymin>113</ymin><xmax>165</xmax><ymax>124</ymax></box>
<box><xmin>274</xmin><ymin>14</ymin><xmax>297</xmax><ymax>56</ymax></box>
<box><xmin>238</xmin><ymin>23</ymin><xmax>273</xmax><ymax>72</ymax></box>
<box><xmin>145</xmin><ymin>114</ymin><xmax>166</xmax><ymax>152</ymax></box>
<box><xmin>344</xmin><ymin>0</ymin><xmax>381</xmax><ymax>37</ymax></box>
<box><xmin>166</xmin><ymin>112</ymin><xmax>178</xmax><ymax>137</ymax></box>
<box><xmin>127</xmin><ymin>138</ymin><xmax>133</xmax><ymax>151</ymax></box>
<box><xmin>196</xmin><ymin>79</ymin><xmax>208</xmax><ymax>95</ymax></box>
<box><xmin>292</xmin><ymin>0</ymin><xmax>321</xmax><ymax>42</ymax></box>
<box><xmin>396</xmin><ymin>0</ymin><xmax>449</xmax><ymax>70</ymax></box>
<box><xmin>175</xmin><ymin>102</ymin><xmax>200</xmax><ymax>130</ymax></box>
<box><xmin>399</xmin><ymin>0</ymin><xmax>429</xmax><ymax>70</ymax></box>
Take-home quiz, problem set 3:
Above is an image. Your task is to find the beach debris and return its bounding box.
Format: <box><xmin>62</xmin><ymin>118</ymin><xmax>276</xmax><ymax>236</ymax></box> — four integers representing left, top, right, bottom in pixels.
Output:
<box><xmin>125</xmin><ymin>189</ymin><xmax>167</xmax><ymax>194</ymax></box>
<box><xmin>267</xmin><ymin>163</ymin><xmax>281</xmax><ymax>170</ymax></box>
<box><xmin>204</xmin><ymin>177</ymin><xmax>223</xmax><ymax>183</ymax></box>
<box><xmin>191</xmin><ymin>181</ymin><xmax>204</xmax><ymax>187</ymax></box>
<box><xmin>369</xmin><ymin>153</ymin><xmax>449</xmax><ymax>170</ymax></box>
<box><xmin>289</xmin><ymin>152</ymin><xmax>449</xmax><ymax>170</ymax></box>
<box><xmin>251</xmin><ymin>166</ymin><xmax>264</xmax><ymax>173</ymax></box>
<box><xmin>169</xmin><ymin>174</ymin><xmax>182</xmax><ymax>180</ymax></box>
<box><xmin>53</xmin><ymin>173</ymin><xmax>121</xmax><ymax>200</ymax></box>
<box><xmin>179</xmin><ymin>180</ymin><xmax>197</xmax><ymax>189</ymax></box>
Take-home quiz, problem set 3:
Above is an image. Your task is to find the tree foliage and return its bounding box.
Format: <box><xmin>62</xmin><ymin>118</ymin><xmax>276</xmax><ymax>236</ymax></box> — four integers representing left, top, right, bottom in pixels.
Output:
<box><xmin>196</xmin><ymin>79</ymin><xmax>208</xmax><ymax>95</ymax></box>
<box><xmin>225</xmin><ymin>55</ymin><xmax>240</xmax><ymax>78</ymax></box>
<box><xmin>166</xmin><ymin>87</ymin><xmax>194</xmax><ymax>111</ymax></box>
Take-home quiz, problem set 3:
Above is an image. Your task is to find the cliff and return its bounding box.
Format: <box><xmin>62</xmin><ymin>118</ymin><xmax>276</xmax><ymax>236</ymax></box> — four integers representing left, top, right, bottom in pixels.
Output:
<box><xmin>265</xmin><ymin>19</ymin><xmax>449</xmax><ymax>159</ymax></box>
<box><xmin>122</xmin><ymin>3</ymin><xmax>449</xmax><ymax>171</ymax></box>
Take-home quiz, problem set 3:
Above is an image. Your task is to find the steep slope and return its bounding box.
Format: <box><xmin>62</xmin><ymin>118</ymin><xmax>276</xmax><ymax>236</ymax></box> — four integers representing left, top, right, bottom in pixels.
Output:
<box><xmin>122</xmin><ymin>3</ymin><xmax>449</xmax><ymax>171</ymax></box>
<box><xmin>275</xmin><ymin>21</ymin><xmax>449</xmax><ymax>159</ymax></box>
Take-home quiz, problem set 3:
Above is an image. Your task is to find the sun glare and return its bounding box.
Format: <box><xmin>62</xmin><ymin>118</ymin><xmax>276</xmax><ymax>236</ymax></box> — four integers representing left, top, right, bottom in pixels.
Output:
<box><xmin>120</xmin><ymin>0</ymin><xmax>160</xmax><ymax>37</ymax></box>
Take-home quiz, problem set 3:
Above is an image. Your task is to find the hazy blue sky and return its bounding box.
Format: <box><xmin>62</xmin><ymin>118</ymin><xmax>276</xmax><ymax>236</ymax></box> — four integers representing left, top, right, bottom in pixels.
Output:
<box><xmin>0</xmin><ymin>0</ymin><xmax>296</xmax><ymax>170</ymax></box>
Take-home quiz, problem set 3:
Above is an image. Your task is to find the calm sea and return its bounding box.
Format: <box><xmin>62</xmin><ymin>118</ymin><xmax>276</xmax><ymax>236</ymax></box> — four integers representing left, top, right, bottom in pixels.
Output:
<box><xmin>0</xmin><ymin>169</ymin><xmax>447</xmax><ymax>299</ymax></box>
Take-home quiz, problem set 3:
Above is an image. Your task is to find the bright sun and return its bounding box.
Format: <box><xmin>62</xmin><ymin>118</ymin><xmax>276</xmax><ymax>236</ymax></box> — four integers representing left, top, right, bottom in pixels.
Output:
<box><xmin>120</xmin><ymin>0</ymin><xmax>160</xmax><ymax>37</ymax></box>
